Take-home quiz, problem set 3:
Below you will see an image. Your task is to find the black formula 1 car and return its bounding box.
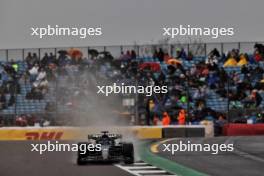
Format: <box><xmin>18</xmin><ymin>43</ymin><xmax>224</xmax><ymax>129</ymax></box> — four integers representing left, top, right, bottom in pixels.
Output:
<box><xmin>77</xmin><ymin>131</ymin><xmax>134</xmax><ymax>165</ymax></box>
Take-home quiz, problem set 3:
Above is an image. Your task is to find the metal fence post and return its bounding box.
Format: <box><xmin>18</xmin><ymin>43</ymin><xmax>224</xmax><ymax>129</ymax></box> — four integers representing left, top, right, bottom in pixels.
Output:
<box><xmin>6</xmin><ymin>50</ymin><xmax>8</xmax><ymax>62</ymax></box>
<box><xmin>204</xmin><ymin>43</ymin><xmax>207</xmax><ymax>57</ymax></box>
<box><xmin>186</xmin><ymin>76</ymin><xmax>190</xmax><ymax>124</ymax></box>
<box><xmin>55</xmin><ymin>74</ymin><xmax>58</xmax><ymax>119</ymax></box>
<box><xmin>170</xmin><ymin>44</ymin><xmax>174</xmax><ymax>56</ymax></box>
<box><xmin>38</xmin><ymin>48</ymin><xmax>41</xmax><ymax>62</ymax></box>
<box><xmin>55</xmin><ymin>48</ymin><xmax>57</xmax><ymax>58</ymax></box>
<box><xmin>121</xmin><ymin>46</ymin><xmax>123</xmax><ymax>53</ymax></box>
<box><xmin>227</xmin><ymin>73</ymin><xmax>230</xmax><ymax>122</ymax></box>
<box><xmin>221</xmin><ymin>43</ymin><xmax>224</xmax><ymax>55</ymax></box>
<box><xmin>22</xmin><ymin>49</ymin><xmax>25</xmax><ymax>61</ymax></box>
<box><xmin>87</xmin><ymin>47</ymin><xmax>89</xmax><ymax>59</ymax></box>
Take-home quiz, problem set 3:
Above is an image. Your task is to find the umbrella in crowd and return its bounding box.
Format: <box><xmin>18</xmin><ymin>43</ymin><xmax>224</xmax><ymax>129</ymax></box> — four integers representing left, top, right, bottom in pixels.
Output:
<box><xmin>139</xmin><ymin>62</ymin><xmax>161</xmax><ymax>72</ymax></box>
<box><xmin>166</xmin><ymin>58</ymin><xmax>182</xmax><ymax>66</ymax></box>
<box><xmin>68</xmin><ymin>48</ymin><xmax>83</xmax><ymax>60</ymax></box>
<box><xmin>58</xmin><ymin>50</ymin><xmax>68</xmax><ymax>55</ymax></box>
<box><xmin>99</xmin><ymin>51</ymin><xmax>114</xmax><ymax>61</ymax></box>
<box><xmin>163</xmin><ymin>54</ymin><xmax>174</xmax><ymax>63</ymax></box>
<box><xmin>88</xmin><ymin>49</ymin><xmax>99</xmax><ymax>59</ymax></box>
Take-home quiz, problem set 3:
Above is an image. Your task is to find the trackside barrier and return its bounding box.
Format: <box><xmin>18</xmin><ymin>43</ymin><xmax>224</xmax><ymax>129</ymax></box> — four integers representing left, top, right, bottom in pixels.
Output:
<box><xmin>162</xmin><ymin>125</ymin><xmax>205</xmax><ymax>138</ymax></box>
<box><xmin>223</xmin><ymin>124</ymin><xmax>264</xmax><ymax>136</ymax></box>
<box><xmin>0</xmin><ymin>127</ymin><xmax>78</xmax><ymax>140</ymax></box>
<box><xmin>0</xmin><ymin>127</ymin><xmax>162</xmax><ymax>140</ymax></box>
<box><xmin>0</xmin><ymin>125</ymin><xmax>207</xmax><ymax>140</ymax></box>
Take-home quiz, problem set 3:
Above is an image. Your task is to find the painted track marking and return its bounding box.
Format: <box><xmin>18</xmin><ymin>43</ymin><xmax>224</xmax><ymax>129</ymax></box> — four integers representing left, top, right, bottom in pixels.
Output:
<box><xmin>115</xmin><ymin>161</ymin><xmax>177</xmax><ymax>176</ymax></box>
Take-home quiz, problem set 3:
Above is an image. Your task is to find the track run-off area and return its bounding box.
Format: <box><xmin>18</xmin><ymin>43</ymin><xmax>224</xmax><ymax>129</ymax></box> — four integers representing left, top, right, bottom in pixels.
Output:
<box><xmin>151</xmin><ymin>136</ymin><xmax>264</xmax><ymax>176</ymax></box>
<box><xmin>1</xmin><ymin>136</ymin><xmax>264</xmax><ymax>176</ymax></box>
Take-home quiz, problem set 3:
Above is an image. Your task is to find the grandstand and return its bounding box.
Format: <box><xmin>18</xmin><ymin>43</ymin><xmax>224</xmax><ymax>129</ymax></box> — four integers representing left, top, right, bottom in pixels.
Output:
<box><xmin>0</xmin><ymin>42</ymin><xmax>263</xmax><ymax>127</ymax></box>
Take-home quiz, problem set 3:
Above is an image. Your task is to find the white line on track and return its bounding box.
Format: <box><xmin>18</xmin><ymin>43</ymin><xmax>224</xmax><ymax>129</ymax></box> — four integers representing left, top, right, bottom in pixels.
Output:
<box><xmin>131</xmin><ymin>162</ymin><xmax>150</xmax><ymax>166</ymax></box>
<box><xmin>122</xmin><ymin>166</ymin><xmax>157</xmax><ymax>169</ymax></box>
<box><xmin>115</xmin><ymin>161</ymin><xmax>177</xmax><ymax>176</ymax></box>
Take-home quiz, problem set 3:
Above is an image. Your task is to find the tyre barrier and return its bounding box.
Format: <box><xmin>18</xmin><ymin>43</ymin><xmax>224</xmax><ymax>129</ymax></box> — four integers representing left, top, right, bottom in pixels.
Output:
<box><xmin>162</xmin><ymin>126</ymin><xmax>205</xmax><ymax>138</ymax></box>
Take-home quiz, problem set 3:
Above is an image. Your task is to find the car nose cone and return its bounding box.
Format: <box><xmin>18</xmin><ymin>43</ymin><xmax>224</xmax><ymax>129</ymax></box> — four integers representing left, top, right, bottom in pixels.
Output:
<box><xmin>102</xmin><ymin>145</ymin><xmax>109</xmax><ymax>160</ymax></box>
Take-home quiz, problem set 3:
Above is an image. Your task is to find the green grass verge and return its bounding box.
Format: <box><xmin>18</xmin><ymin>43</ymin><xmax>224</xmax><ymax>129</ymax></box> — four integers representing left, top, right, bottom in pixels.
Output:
<box><xmin>139</xmin><ymin>141</ymin><xmax>208</xmax><ymax>176</ymax></box>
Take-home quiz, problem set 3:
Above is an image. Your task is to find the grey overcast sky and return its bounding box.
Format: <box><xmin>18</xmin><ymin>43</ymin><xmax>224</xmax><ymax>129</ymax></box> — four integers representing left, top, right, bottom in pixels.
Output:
<box><xmin>0</xmin><ymin>0</ymin><xmax>263</xmax><ymax>49</ymax></box>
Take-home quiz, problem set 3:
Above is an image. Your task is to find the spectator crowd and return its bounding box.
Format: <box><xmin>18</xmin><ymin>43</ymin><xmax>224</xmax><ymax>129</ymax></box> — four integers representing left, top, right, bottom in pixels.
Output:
<box><xmin>0</xmin><ymin>43</ymin><xmax>264</xmax><ymax>130</ymax></box>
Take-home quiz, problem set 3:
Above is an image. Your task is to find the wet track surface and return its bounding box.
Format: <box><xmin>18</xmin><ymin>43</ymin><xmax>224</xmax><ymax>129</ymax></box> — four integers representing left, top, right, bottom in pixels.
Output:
<box><xmin>157</xmin><ymin>136</ymin><xmax>264</xmax><ymax>176</ymax></box>
<box><xmin>1</xmin><ymin>137</ymin><xmax>264</xmax><ymax>176</ymax></box>
<box><xmin>0</xmin><ymin>141</ymin><xmax>134</xmax><ymax>176</ymax></box>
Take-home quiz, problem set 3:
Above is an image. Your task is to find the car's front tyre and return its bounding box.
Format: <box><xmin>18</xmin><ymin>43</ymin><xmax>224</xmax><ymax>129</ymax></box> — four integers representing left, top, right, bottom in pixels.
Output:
<box><xmin>123</xmin><ymin>143</ymin><xmax>134</xmax><ymax>164</ymax></box>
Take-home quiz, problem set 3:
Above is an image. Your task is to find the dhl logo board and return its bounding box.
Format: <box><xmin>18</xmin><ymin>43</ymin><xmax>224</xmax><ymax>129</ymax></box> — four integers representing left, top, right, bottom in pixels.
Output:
<box><xmin>0</xmin><ymin>127</ymin><xmax>163</xmax><ymax>140</ymax></box>
<box><xmin>0</xmin><ymin>128</ymin><xmax>78</xmax><ymax>140</ymax></box>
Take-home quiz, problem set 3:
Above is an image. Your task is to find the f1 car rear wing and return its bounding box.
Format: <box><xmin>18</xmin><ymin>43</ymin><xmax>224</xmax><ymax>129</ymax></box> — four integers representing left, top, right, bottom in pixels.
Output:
<box><xmin>88</xmin><ymin>132</ymin><xmax>122</xmax><ymax>140</ymax></box>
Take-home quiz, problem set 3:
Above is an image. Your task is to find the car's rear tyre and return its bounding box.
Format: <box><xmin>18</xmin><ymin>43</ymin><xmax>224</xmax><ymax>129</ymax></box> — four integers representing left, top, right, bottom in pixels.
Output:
<box><xmin>77</xmin><ymin>157</ymin><xmax>86</xmax><ymax>165</ymax></box>
<box><xmin>77</xmin><ymin>142</ymin><xmax>89</xmax><ymax>165</ymax></box>
<box><xmin>123</xmin><ymin>143</ymin><xmax>134</xmax><ymax>164</ymax></box>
